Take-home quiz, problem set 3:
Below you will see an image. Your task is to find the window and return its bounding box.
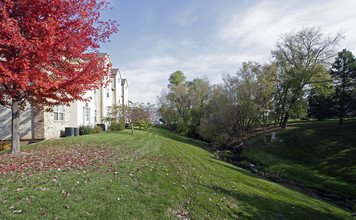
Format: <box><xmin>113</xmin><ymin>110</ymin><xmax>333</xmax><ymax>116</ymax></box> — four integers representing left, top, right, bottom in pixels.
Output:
<box><xmin>94</xmin><ymin>110</ymin><xmax>97</xmax><ymax>122</ymax></box>
<box><xmin>54</xmin><ymin>105</ymin><xmax>64</xmax><ymax>121</ymax></box>
<box><xmin>106</xmin><ymin>88</ymin><xmax>110</xmax><ymax>98</ymax></box>
<box><xmin>106</xmin><ymin>108</ymin><xmax>110</xmax><ymax>117</ymax></box>
<box><xmin>83</xmin><ymin>103</ymin><xmax>90</xmax><ymax>124</ymax></box>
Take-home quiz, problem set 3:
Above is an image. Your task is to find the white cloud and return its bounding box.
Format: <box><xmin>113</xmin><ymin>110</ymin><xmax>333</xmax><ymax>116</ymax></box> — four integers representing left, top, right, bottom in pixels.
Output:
<box><xmin>173</xmin><ymin>6</ymin><xmax>199</xmax><ymax>26</ymax></box>
<box><xmin>110</xmin><ymin>0</ymin><xmax>356</xmax><ymax>104</ymax></box>
<box><xmin>121</xmin><ymin>55</ymin><xmax>178</xmax><ymax>104</ymax></box>
<box><xmin>219</xmin><ymin>0</ymin><xmax>356</xmax><ymax>55</ymax></box>
<box><xmin>125</xmin><ymin>51</ymin><xmax>267</xmax><ymax>104</ymax></box>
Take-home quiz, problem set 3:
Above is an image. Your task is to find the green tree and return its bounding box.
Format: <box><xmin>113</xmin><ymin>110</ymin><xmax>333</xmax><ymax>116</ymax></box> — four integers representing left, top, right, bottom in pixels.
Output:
<box><xmin>272</xmin><ymin>27</ymin><xmax>342</xmax><ymax>128</ymax></box>
<box><xmin>162</xmin><ymin>83</ymin><xmax>192</xmax><ymax>134</ymax></box>
<box><xmin>307</xmin><ymin>90</ymin><xmax>336</xmax><ymax>120</ymax></box>
<box><xmin>105</xmin><ymin>104</ymin><xmax>122</xmax><ymax>123</ymax></box>
<box><xmin>330</xmin><ymin>49</ymin><xmax>356</xmax><ymax>124</ymax></box>
<box><xmin>199</xmin><ymin>62</ymin><xmax>274</xmax><ymax>147</ymax></box>
<box><xmin>125</xmin><ymin>102</ymin><xmax>151</xmax><ymax>135</ymax></box>
<box><xmin>169</xmin><ymin>70</ymin><xmax>186</xmax><ymax>85</ymax></box>
<box><xmin>253</xmin><ymin>63</ymin><xmax>277</xmax><ymax>142</ymax></box>
<box><xmin>106</xmin><ymin>102</ymin><xmax>151</xmax><ymax>135</ymax></box>
<box><xmin>186</xmin><ymin>77</ymin><xmax>211</xmax><ymax>137</ymax></box>
<box><xmin>159</xmin><ymin>71</ymin><xmax>211</xmax><ymax>137</ymax></box>
<box><xmin>199</xmin><ymin>85</ymin><xmax>232</xmax><ymax>147</ymax></box>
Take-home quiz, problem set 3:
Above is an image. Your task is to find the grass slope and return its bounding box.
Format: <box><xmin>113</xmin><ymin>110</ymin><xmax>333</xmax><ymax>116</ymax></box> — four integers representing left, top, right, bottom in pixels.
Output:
<box><xmin>0</xmin><ymin>127</ymin><xmax>352</xmax><ymax>219</ymax></box>
<box><xmin>243</xmin><ymin>120</ymin><xmax>356</xmax><ymax>206</ymax></box>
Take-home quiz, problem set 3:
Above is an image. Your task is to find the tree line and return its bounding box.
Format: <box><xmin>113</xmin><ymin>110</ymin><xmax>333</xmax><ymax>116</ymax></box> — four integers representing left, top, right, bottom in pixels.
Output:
<box><xmin>158</xmin><ymin>27</ymin><xmax>356</xmax><ymax>149</ymax></box>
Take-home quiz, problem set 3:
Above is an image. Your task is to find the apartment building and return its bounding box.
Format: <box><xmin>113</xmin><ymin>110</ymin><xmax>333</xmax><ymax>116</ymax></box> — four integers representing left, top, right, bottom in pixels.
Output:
<box><xmin>0</xmin><ymin>53</ymin><xmax>128</xmax><ymax>142</ymax></box>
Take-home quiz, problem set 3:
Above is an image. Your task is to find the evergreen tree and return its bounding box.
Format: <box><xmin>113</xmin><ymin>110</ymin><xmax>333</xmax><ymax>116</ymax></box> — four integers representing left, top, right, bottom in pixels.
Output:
<box><xmin>330</xmin><ymin>49</ymin><xmax>356</xmax><ymax>124</ymax></box>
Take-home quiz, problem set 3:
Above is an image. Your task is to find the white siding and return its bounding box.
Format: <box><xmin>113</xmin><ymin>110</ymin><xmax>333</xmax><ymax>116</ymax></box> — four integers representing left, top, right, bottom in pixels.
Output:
<box><xmin>43</xmin><ymin>105</ymin><xmax>73</xmax><ymax>139</ymax></box>
<box><xmin>0</xmin><ymin>53</ymin><xmax>128</xmax><ymax>140</ymax></box>
<box><xmin>0</xmin><ymin>103</ymin><xmax>34</xmax><ymax>140</ymax></box>
<box><xmin>102</xmin><ymin>80</ymin><xmax>113</xmax><ymax>125</ymax></box>
<box><xmin>122</xmin><ymin>80</ymin><xmax>129</xmax><ymax>106</ymax></box>
<box><xmin>76</xmin><ymin>90</ymin><xmax>96</xmax><ymax>126</ymax></box>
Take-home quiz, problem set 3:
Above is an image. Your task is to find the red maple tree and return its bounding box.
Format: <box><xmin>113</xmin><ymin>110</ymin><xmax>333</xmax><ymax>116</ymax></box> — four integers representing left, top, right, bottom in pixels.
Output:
<box><xmin>0</xmin><ymin>0</ymin><xmax>119</xmax><ymax>153</ymax></box>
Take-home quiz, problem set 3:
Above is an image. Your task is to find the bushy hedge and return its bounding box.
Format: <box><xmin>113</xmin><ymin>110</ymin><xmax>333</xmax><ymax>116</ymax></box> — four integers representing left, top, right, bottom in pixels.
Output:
<box><xmin>110</xmin><ymin>122</ymin><xmax>125</xmax><ymax>131</ymax></box>
<box><xmin>0</xmin><ymin>140</ymin><xmax>11</xmax><ymax>151</ymax></box>
<box><xmin>134</xmin><ymin>120</ymin><xmax>152</xmax><ymax>130</ymax></box>
<box><xmin>92</xmin><ymin>125</ymin><xmax>103</xmax><ymax>133</ymax></box>
<box><xmin>79</xmin><ymin>125</ymin><xmax>93</xmax><ymax>135</ymax></box>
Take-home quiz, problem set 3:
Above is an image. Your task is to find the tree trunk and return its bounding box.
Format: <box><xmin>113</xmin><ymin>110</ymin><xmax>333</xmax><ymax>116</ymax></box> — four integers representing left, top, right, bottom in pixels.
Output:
<box><xmin>281</xmin><ymin>111</ymin><xmax>289</xmax><ymax>128</ymax></box>
<box><xmin>11</xmin><ymin>100</ymin><xmax>21</xmax><ymax>153</ymax></box>
<box><xmin>130</xmin><ymin>122</ymin><xmax>135</xmax><ymax>135</ymax></box>
<box><xmin>339</xmin><ymin>84</ymin><xmax>345</xmax><ymax>124</ymax></box>
<box><xmin>262</xmin><ymin>113</ymin><xmax>267</xmax><ymax>143</ymax></box>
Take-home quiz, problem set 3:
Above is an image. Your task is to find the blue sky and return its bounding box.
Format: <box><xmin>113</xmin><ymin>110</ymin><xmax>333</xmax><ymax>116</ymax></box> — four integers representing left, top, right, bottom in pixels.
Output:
<box><xmin>99</xmin><ymin>0</ymin><xmax>356</xmax><ymax>104</ymax></box>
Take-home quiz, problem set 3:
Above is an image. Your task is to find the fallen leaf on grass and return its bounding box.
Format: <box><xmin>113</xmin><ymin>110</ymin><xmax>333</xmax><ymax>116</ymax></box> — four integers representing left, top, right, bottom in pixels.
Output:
<box><xmin>38</xmin><ymin>187</ymin><xmax>49</xmax><ymax>191</ymax></box>
<box><xmin>14</xmin><ymin>188</ymin><xmax>24</xmax><ymax>192</ymax></box>
<box><xmin>12</xmin><ymin>210</ymin><xmax>22</xmax><ymax>214</ymax></box>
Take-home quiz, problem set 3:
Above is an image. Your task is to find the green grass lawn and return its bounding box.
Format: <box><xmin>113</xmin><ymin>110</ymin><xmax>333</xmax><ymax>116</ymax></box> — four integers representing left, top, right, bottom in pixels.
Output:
<box><xmin>243</xmin><ymin>120</ymin><xmax>356</xmax><ymax>207</ymax></box>
<box><xmin>0</xmin><ymin>126</ymin><xmax>353</xmax><ymax>219</ymax></box>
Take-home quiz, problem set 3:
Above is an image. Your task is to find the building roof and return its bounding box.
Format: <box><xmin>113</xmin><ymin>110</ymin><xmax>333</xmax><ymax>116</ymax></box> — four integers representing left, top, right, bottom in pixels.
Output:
<box><xmin>112</xmin><ymin>69</ymin><xmax>119</xmax><ymax>75</ymax></box>
<box><xmin>82</xmin><ymin>52</ymin><xmax>111</xmax><ymax>63</ymax></box>
<box><xmin>97</xmin><ymin>53</ymin><xmax>109</xmax><ymax>57</ymax></box>
<box><xmin>121</xmin><ymin>79</ymin><xmax>128</xmax><ymax>87</ymax></box>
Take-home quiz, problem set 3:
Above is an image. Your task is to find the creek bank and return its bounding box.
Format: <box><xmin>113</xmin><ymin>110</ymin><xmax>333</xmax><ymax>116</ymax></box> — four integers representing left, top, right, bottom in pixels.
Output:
<box><xmin>210</xmin><ymin>147</ymin><xmax>355</xmax><ymax>212</ymax></box>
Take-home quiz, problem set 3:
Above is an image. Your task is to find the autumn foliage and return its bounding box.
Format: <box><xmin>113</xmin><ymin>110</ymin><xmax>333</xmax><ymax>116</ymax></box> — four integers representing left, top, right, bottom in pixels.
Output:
<box><xmin>0</xmin><ymin>0</ymin><xmax>118</xmax><ymax>152</ymax></box>
<box><xmin>0</xmin><ymin>0</ymin><xmax>118</xmax><ymax>108</ymax></box>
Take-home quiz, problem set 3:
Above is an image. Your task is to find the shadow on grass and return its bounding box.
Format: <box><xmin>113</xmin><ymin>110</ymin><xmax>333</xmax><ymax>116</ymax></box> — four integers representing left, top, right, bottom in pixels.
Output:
<box><xmin>213</xmin><ymin>185</ymin><xmax>350</xmax><ymax>219</ymax></box>
<box><xmin>150</xmin><ymin>127</ymin><xmax>206</xmax><ymax>150</ymax></box>
<box><xmin>244</xmin><ymin>119</ymin><xmax>356</xmax><ymax>202</ymax></box>
<box><xmin>207</xmin><ymin>157</ymin><xmax>268</xmax><ymax>182</ymax></box>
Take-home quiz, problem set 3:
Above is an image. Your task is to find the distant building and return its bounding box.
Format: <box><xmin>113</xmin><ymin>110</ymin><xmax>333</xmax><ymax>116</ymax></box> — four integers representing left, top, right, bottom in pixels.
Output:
<box><xmin>148</xmin><ymin>106</ymin><xmax>162</xmax><ymax>122</ymax></box>
<box><xmin>0</xmin><ymin>53</ymin><xmax>128</xmax><ymax>142</ymax></box>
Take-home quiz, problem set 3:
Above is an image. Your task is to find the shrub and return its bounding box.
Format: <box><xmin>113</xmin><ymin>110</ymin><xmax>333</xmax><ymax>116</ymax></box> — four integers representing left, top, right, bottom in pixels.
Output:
<box><xmin>79</xmin><ymin>125</ymin><xmax>93</xmax><ymax>135</ymax></box>
<box><xmin>134</xmin><ymin>120</ymin><xmax>152</xmax><ymax>130</ymax></box>
<box><xmin>0</xmin><ymin>139</ymin><xmax>11</xmax><ymax>151</ymax></box>
<box><xmin>110</xmin><ymin>122</ymin><xmax>125</xmax><ymax>131</ymax></box>
<box><xmin>92</xmin><ymin>125</ymin><xmax>103</xmax><ymax>133</ymax></box>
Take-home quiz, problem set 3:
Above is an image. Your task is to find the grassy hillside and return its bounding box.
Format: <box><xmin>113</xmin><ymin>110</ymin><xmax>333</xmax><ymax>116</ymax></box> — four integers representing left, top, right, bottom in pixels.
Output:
<box><xmin>243</xmin><ymin>120</ymin><xmax>356</xmax><ymax>208</ymax></box>
<box><xmin>0</xmin><ymin>126</ymin><xmax>352</xmax><ymax>219</ymax></box>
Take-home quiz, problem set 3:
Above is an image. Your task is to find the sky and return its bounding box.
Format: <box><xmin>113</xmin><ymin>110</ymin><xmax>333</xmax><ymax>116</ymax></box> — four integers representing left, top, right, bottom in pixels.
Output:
<box><xmin>99</xmin><ymin>0</ymin><xmax>356</xmax><ymax>104</ymax></box>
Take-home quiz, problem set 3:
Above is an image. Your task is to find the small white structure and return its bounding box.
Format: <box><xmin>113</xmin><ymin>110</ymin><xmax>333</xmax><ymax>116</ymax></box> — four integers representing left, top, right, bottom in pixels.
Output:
<box><xmin>271</xmin><ymin>132</ymin><xmax>276</xmax><ymax>143</ymax></box>
<box><xmin>271</xmin><ymin>132</ymin><xmax>283</xmax><ymax>143</ymax></box>
<box><xmin>0</xmin><ymin>53</ymin><xmax>129</xmax><ymax>142</ymax></box>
